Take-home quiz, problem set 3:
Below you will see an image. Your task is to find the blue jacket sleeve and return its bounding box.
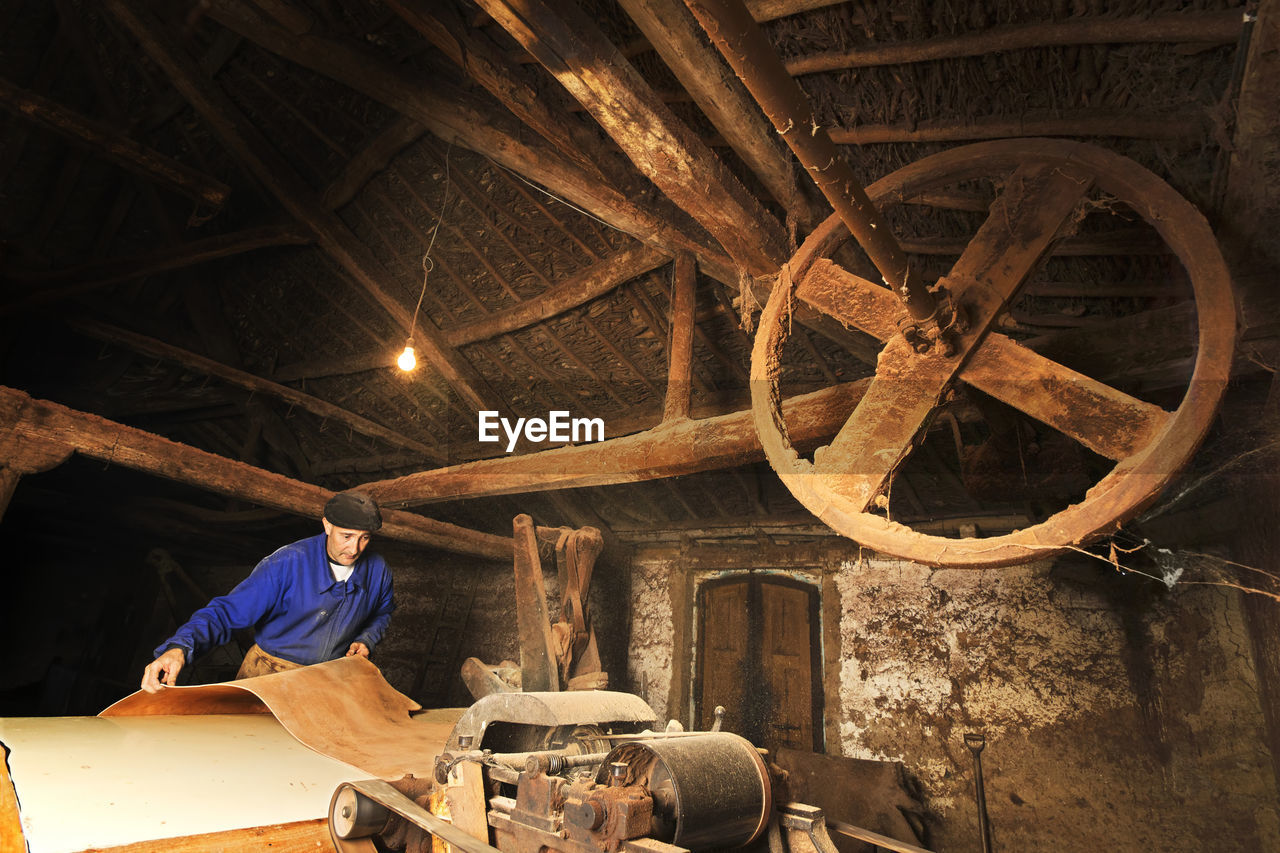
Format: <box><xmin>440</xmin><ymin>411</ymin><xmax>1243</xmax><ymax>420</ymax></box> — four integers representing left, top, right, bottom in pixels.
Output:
<box><xmin>155</xmin><ymin>557</ymin><xmax>284</xmax><ymax>660</ymax></box>
<box><xmin>352</xmin><ymin>576</ymin><xmax>395</xmax><ymax>650</ymax></box>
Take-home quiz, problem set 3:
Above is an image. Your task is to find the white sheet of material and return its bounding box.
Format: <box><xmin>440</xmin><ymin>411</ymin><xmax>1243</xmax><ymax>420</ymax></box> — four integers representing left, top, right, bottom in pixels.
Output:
<box><xmin>0</xmin><ymin>714</ymin><xmax>367</xmax><ymax>853</ymax></box>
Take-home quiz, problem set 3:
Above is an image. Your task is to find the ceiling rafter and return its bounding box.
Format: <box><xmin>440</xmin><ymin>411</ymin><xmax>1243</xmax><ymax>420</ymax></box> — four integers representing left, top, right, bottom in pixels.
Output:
<box><xmin>201</xmin><ymin>0</ymin><xmax>729</xmax><ymax>269</ymax></box>
<box><xmin>0</xmin><ymin>225</ymin><xmax>310</xmax><ymax>313</ymax></box>
<box><xmin>784</xmin><ymin>10</ymin><xmax>1245</xmax><ymax>76</ymax></box>
<box><xmin>102</xmin><ymin>0</ymin><xmax>496</xmax><ymax>413</ymax></box>
<box><xmin>385</xmin><ymin>0</ymin><xmax>614</xmax><ymax>186</ymax></box>
<box><xmin>0</xmin><ymin>64</ymin><xmax>225</xmax><ymax>210</ymax></box>
<box><xmin>475</xmin><ymin>0</ymin><xmax>787</xmax><ymax>277</ymax></box>
<box><xmin>67</xmin><ymin>316</ymin><xmax>447</xmax><ymax>462</ymax></box>
<box><xmin>616</xmin><ymin>0</ymin><xmax>822</xmax><ymax>227</ymax></box>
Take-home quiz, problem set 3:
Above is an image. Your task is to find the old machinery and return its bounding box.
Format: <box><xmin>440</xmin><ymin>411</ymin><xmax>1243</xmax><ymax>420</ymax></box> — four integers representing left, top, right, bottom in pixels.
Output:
<box><xmin>748</xmin><ymin>139</ymin><xmax>1236</xmax><ymax>567</ymax></box>
<box><xmin>327</xmin><ymin>690</ymin><xmax>839</xmax><ymax>853</ymax></box>
<box><xmin>685</xmin><ymin>1</ymin><xmax>1236</xmax><ymax>568</ymax></box>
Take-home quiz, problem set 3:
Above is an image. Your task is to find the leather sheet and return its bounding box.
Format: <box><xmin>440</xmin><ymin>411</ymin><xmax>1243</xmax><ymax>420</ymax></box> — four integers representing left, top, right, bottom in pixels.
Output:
<box><xmin>101</xmin><ymin>656</ymin><xmax>459</xmax><ymax>782</ymax></box>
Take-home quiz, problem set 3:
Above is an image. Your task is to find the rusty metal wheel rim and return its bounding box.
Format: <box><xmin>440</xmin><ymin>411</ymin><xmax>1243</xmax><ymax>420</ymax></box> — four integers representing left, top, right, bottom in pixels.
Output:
<box><xmin>750</xmin><ymin>139</ymin><xmax>1237</xmax><ymax>567</ymax></box>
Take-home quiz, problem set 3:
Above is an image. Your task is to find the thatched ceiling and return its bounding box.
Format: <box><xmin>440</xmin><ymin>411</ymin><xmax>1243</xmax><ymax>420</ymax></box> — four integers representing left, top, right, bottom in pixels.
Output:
<box><xmin>0</xmin><ymin>0</ymin><xmax>1267</xmax><ymax>566</ymax></box>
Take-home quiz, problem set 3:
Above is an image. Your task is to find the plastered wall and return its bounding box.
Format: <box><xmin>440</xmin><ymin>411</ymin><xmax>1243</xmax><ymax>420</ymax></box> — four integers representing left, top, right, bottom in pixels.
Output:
<box><xmin>627</xmin><ymin>540</ymin><xmax>1280</xmax><ymax>852</ymax></box>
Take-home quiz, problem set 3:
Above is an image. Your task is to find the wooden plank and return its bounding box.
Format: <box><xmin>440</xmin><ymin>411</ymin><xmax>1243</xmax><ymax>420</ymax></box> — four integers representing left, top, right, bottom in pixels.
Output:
<box><xmin>477</xmin><ymin>0</ymin><xmax>788</xmax><ymax>276</ymax></box>
<box><xmin>961</xmin><ymin>337</ymin><xmax>1171</xmax><ymax>461</ymax></box>
<box><xmin>446</xmin><ymin>759</ymin><xmax>492</xmax><ymax>845</ymax></box>
<box><xmin>0</xmin><ymin>385</ymin><xmax>512</xmax><ymax>559</ymax></box>
<box><xmin>0</xmin><ymin>73</ymin><xmax>230</xmax><ymax>208</ymax></box>
<box><xmin>513</xmin><ymin>513</ymin><xmax>559</xmax><ymax>692</ymax></box>
<box><xmin>813</xmin><ymin>162</ymin><xmax>1093</xmax><ymax>504</ymax></box>
<box><xmin>103</xmin><ymin>0</ymin><xmax>494</xmax><ymax>414</ymax></box>
<box><xmin>68</xmin><ymin>316</ymin><xmax>443</xmax><ymax>461</ymax></box>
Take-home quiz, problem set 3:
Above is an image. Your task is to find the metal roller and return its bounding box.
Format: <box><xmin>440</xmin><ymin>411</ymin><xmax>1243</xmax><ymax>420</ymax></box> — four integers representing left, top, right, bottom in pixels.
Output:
<box><xmin>598</xmin><ymin>733</ymin><xmax>772</xmax><ymax>850</ymax></box>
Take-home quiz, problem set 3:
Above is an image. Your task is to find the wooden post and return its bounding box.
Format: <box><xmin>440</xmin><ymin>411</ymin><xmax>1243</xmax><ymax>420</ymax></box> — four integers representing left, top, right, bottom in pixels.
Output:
<box><xmin>663</xmin><ymin>253</ymin><xmax>697</xmax><ymax>422</ymax></box>
<box><xmin>512</xmin><ymin>514</ymin><xmax>560</xmax><ymax>692</ymax></box>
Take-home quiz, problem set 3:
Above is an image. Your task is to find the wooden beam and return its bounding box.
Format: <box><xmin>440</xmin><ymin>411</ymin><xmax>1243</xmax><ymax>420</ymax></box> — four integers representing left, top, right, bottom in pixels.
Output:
<box><xmin>271</xmin><ymin>351</ymin><xmax>391</xmax><ymax>383</ymax></box>
<box><xmin>67</xmin><ymin>317</ymin><xmax>445</xmax><ymax>462</ymax></box>
<box><xmin>103</xmin><ymin>0</ymin><xmax>494</xmax><ymax>413</ymax></box>
<box><xmin>386</xmin><ymin>0</ymin><xmax>612</xmax><ymax>185</ymax></box>
<box><xmin>825</xmin><ymin>111</ymin><xmax>1203</xmax><ymax>145</ymax></box>
<box><xmin>360</xmin><ymin>380</ymin><xmax>868</xmax><ymax>506</ymax></box>
<box><xmin>0</xmin><ymin>386</ymin><xmax>511</xmax><ymax>559</ymax></box>
<box><xmin>785</xmin><ymin>10</ymin><xmax>1245</xmax><ymax>76</ymax></box>
<box><xmin>662</xmin><ymin>253</ymin><xmax>697</xmax><ymax>422</ymax></box>
<box><xmin>477</xmin><ymin>0</ymin><xmax>788</xmax><ymax>277</ymax></box>
<box><xmin>202</xmin><ymin>0</ymin><xmax>726</xmax><ymax>268</ymax></box>
<box><xmin>321</xmin><ymin>114</ymin><xmax>425</xmax><ymax>210</ymax></box>
<box><xmin>445</xmin><ymin>243</ymin><xmax>670</xmax><ymax>346</ymax></box>
<box><xmin>0</xmin><ymin>74</ymin><xmax>231</xmax><ymax>209</ymax></box>
<box><xmin>616</xmin><ymin>0</ymin><xmax>821</xmax><ymax>225</ymax></box>
<box><xmin>0</xmin><ymin>225</ymin><xmax>309</xmax><ymax>312</ymax></box>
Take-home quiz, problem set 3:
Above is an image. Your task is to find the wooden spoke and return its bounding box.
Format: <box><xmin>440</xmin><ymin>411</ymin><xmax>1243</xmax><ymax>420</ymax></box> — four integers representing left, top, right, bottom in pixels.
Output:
<box><xmin>940</xmin><ymin>160</ymin><xmax>1092</xmax><ymax>311</ymax></box>
<box><xmin>794</xmin><ymin>259</ymin><xmax>899</xmax><ymax>340</ymax></box>
<box><xmin>961</xmin><ymin>336</ymin><xmax>1171</xmax><ymax>461</ymax></box>
<box><xmin>814</xmin><ymin>335</ymin><xmax>954</xmax><ymax>511</ymax></box>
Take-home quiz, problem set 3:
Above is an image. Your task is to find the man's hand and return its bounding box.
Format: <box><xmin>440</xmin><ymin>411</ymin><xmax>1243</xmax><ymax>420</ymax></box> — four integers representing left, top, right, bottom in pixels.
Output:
<box><xmin>345</xmin><ymin>642</ymin><xmax>370</xmax><ymax>658</ymax></box>
<box><xmin>141</xmin><ymin>647</ymin><xmax>186</xmax><ymax>693</ymax></box>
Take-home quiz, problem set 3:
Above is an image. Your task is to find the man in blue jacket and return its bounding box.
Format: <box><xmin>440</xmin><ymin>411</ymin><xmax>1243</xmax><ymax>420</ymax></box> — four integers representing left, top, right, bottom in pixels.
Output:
<box><xmin>140</xmin><ymin>491</ymin><xmax>395</xmax><ymax>693</ymax></box>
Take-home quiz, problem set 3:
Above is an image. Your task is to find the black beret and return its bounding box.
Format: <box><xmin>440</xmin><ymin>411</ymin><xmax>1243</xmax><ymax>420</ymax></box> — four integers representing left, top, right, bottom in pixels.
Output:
<box><xmin>323</xmin><ymin>491</ymin><xmax>382</xmax><ymax>531</ymax></box>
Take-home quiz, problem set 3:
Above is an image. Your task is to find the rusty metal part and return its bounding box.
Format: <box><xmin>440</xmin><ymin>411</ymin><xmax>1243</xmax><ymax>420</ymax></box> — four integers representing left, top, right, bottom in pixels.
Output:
<box><xmin>964</xmin><ymin>733</ymin><xmax>993</xmax><ymax>853</ymax></box>
<box><xmin>564</xmin><ymin>782</ymin><xmax>654</xmax><ymax>851</ymax></box>
<box><xmin>776</xmin><ymin>803</ymin><xmax>844</xmax><ymax>853</ymax></box>
<box><xmin>599</xmin><ymin>733</ymin><xmax>772</xmax><ymax>850</ymax></box>
<box><xmin>685</xmin><ymin>0</ymin><xmax>935</xmax><ymax>324</ymax></box>
<box><xmin>750</xmin><ymin>139</ymin><xmax>1237</xmax><ymax>567</ymax></box>
<box><xmin>445</xmin><ymin>690</ymin><xmax>656</xmax><ymax>752</ymax></box>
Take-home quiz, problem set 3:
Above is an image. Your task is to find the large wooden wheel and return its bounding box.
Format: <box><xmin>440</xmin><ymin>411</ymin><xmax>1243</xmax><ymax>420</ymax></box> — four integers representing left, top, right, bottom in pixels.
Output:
<box><xmin>751</xmin><ymin>139</ymin><xmax>1237</xmax><ymax>567</ymax></box>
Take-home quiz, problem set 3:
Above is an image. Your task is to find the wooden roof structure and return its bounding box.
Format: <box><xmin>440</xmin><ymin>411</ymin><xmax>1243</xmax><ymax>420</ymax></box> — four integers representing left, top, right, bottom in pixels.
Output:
<box><xmin>1</xmin><ymin>0</ymin><xmax>1274</xmax><ymax>565</ymax></box>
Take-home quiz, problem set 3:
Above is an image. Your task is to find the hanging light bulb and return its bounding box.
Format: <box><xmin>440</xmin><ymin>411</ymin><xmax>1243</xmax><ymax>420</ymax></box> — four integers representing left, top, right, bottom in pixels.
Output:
<box><xmin>397</xmin><ymin>339</ymin><xmax>417</xmax><ymax>372</ymax></box>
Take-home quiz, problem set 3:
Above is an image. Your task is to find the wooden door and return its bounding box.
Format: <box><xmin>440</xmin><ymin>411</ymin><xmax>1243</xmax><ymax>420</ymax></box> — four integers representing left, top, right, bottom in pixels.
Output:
<box><xmin>697</xmin><ymin>579</ymin><xmax>749</xmax><ymax>736</ymax></box>
<box><xmin>696</xmin><ymin>576</ymin><xmax>822</xmax><ymax>752</ymax></box>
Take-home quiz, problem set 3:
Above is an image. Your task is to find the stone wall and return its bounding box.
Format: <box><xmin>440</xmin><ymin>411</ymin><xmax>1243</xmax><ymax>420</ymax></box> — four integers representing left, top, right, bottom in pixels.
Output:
<box><xmin>626</xmin><ymin>540</ymin><xmax>1280</xmax><ymax>852</ymax></box>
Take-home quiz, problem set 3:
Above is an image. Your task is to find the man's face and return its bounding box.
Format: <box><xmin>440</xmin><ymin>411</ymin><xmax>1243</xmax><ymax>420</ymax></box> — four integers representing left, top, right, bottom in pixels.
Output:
<box><xmin>323</xmin><ymin>519</ymin><xmax>372</xmax><ymax>566</ymax></box>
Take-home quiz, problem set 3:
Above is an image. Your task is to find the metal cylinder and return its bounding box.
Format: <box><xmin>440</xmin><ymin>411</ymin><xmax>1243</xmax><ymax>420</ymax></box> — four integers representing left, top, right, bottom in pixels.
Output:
<box><xmin>598</xmin><ymin>732</ymin><xmax>772</xmax><ymax>850</ymax></box>
<box><xmin>329</xmin><ymin>784</ymin><xmax>391</xmax><ymax>840</ymax></box>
